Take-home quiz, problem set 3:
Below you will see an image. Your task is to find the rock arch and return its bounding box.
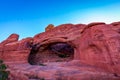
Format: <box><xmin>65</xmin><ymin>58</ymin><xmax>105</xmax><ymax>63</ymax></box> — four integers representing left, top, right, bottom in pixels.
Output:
<box><xmin>28</xmin><ymin>41</ymin><xmax>75</xmax><ymax>65</ymax></box>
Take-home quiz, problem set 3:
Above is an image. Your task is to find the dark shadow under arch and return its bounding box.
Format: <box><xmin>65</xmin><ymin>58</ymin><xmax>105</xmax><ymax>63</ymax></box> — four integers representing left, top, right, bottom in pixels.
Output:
<box><xmin>28</xmin><ymin>42</ymin><xmax>74</xmax><ymax>65</ymax></box>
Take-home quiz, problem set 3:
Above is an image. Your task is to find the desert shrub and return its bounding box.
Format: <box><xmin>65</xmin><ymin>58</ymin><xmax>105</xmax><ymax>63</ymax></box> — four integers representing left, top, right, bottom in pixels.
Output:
<box><xmin>58</xmin><ymin>54</ymin><xmax>69</xmax><ymax>58</ymax></box>
<box><xmin>0</xmin><ymin>59</ymin><xmax>10</xmax><ymax>80</ymax></box>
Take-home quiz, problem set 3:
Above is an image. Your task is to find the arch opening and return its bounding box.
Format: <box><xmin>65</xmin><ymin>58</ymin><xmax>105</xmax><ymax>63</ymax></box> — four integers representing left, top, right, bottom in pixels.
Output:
<box><xmin>28</xmin><ymin>42</ymin><xmax>74</xmax><ymax>65</ymax></box>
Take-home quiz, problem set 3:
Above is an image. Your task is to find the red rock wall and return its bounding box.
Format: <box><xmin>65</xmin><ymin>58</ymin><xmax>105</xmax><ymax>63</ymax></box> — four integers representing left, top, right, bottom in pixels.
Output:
<box><xmin>0</xmin><ymin>22</ymin><xmax>120</xmax><ymax>74</ymax></box>
<box><xmin>0</xmin><ymin>34</ymin><xmax>33</xmax><ymax>63</ymax></box>
<box><xmin>76</xmin><ymin>23</ymin><xmax>120</xmax><ymax>74</ymax></box>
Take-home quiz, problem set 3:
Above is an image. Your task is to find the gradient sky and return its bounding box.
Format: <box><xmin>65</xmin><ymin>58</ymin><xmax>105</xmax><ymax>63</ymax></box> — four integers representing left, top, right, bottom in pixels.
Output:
<box><xmin>0</xmin><ymin>0</ymin><xmax>120</xmax><ymax>42</ymax></box>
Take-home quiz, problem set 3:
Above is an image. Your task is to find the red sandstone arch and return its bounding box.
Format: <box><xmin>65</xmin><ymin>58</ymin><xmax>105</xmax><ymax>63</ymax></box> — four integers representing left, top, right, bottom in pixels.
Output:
<box><xmin>28</xmin><ymin>38</ymin><xmax>76</xmax><ymax>65</ymax></box>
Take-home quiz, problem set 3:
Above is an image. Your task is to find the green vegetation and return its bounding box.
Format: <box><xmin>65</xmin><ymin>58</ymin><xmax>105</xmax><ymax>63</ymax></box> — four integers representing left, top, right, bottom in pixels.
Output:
<box><xmin>58</xmin><ymin>54</ymin><xmax>69</xmax><ymax>58</ymax></box>
<box><xmin>0</xmin><ymin>60</ymin><xmax>10</xmax><ymax>80</ymax></box>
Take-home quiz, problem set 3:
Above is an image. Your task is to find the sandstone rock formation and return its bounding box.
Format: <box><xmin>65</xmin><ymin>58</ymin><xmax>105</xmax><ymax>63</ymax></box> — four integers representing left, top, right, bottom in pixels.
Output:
<box><xmin>0</xmin><ymin>22</ymin><xmax>120</xmax><ymax>80</ymax></box>
<box><xmin>45</xmin><ymin>24</ymin><xmax>54</xmax><ymax>31</ymax></box>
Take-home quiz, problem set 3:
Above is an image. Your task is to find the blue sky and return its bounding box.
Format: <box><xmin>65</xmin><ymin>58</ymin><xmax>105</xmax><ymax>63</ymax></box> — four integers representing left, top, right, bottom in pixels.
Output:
<box><xmin>0</xmin><ymin>0</ymin><xmax>120</xmax><ymax>42</ymax></box>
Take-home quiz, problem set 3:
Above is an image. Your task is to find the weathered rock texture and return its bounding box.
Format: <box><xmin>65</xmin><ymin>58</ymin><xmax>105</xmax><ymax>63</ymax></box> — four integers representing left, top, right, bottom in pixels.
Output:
<box><xmin>0</xmin><ymin>22</ymin><xmax>120</xmax><ymax>80</ymax></box>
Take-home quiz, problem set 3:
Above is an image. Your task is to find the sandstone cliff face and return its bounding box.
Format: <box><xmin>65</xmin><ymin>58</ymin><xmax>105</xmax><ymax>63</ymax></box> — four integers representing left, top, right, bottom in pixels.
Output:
<box><xmin>0</xmin><ymin>22</ymin><xmax>120</xmax><ymax>80</ymax></box>
<box><xmin>0</xmin><ymin>34</ymin><xmax>33</xmax><ymax>63</ymax></box>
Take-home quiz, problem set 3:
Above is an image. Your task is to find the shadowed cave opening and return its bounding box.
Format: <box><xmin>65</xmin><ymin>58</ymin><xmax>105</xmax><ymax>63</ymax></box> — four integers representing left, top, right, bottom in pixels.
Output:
<box><xmin>28</xmin><ymin>42</ymin><xmax>74</xmax><ymax>65</ymax></box>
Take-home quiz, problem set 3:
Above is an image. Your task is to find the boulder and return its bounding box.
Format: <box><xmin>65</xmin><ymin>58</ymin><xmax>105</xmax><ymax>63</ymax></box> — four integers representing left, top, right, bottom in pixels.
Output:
<box><xmin>0</xmin><ymin>33</ymin><xmax>19</xmax><ymax>45</ymax></box>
